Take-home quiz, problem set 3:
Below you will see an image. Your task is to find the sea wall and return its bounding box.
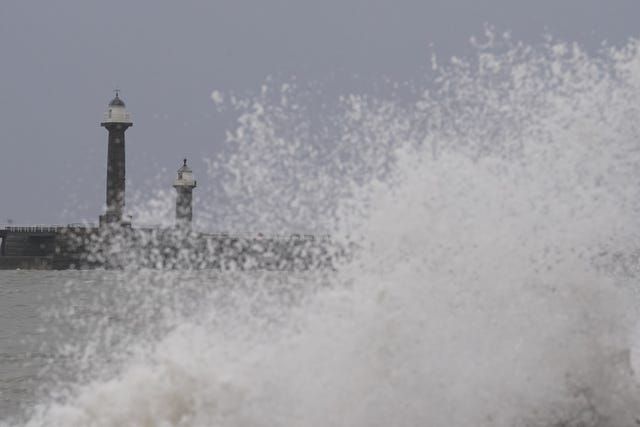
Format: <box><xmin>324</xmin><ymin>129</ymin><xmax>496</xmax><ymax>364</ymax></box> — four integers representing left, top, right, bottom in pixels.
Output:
<box><xmin>0</xmin><ymin>227</ymin><xmax>336</xmax><ymax>270</ymax></box>
<box><xmin>0</xmin><ymin>256</ymin><xmax>53</xmax><ymax>270</ymax></box>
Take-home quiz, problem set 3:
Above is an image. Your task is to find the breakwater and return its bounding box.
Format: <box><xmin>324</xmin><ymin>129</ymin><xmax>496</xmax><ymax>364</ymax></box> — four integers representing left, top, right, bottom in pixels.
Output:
<box><xmin>0</xmin><ymin>225</ymin><xmax>333</xmax><ymax>270</ymax></box>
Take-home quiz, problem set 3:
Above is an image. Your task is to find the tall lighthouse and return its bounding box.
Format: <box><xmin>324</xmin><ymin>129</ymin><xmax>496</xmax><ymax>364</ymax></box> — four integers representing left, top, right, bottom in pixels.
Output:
<box><xmin>173</xmin><ymin>159</ymin><xmax>197</xmax><ymax>227</ymax></box>
<box><xmin>100</xmin><ymin>91</ymin><xmax>132</xmax><ymax>226</ymax></box>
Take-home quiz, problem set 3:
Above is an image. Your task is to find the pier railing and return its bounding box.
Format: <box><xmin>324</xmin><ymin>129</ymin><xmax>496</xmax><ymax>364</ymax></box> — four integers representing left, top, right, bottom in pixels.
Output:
<box><xmin>203</xmin><ymin>232</ymin><xmax>331</xmax><ymax>241</ymax></box>
<box><xmin>0</xmin><ymin>225</ymin><xmax>330</xmax><ymax>242</ymax></box>
<box><xmin>0</xmin><ymin>224</ymin><xmax>97</xmax><ymax>233</ymax></box>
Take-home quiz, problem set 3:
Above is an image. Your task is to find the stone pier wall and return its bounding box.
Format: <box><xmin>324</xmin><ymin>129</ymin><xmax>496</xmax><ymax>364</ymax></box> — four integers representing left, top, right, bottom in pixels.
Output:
<box><xmin>0</xmin><ymin>227</ymin><xmax>336</xmax><ymax>270</ymax></box>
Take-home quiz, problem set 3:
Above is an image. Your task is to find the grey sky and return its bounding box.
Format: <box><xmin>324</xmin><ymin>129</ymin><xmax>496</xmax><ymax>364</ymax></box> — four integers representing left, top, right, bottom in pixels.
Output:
<box><xmin>1</xmin><ymin>0</ymin><xmax>639</xmax><ymax>225</ymax></box>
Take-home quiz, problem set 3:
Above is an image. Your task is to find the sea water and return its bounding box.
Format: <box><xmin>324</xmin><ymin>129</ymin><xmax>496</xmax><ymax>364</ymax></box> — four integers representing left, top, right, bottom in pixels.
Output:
<box><xmin>3</xmin><ymin>33</ymin><xmax>640</xmax><ymax>426</ymax></box>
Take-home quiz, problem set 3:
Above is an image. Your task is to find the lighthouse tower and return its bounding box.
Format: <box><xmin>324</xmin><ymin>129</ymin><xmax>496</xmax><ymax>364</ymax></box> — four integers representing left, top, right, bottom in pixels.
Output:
<box><xmin>173</xmin><ymin>159</ymin><xmax>197</xmax><ymax>227</ymax></box>
<box><xmin>99</xmin><ymin>92</ymin><xmax>133</xmax><ymax>226</ymax></box>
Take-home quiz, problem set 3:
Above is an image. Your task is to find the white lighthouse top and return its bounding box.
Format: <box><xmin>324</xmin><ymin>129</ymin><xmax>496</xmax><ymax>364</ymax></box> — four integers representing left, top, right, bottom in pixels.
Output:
<box><xmin>101</xmin><ymin>92</ymin><xmax>132</xmax><ymax>124</ymax></box>
<box><xmin>174</xmin><ymin>159</ymin><xmax>197</xmax><ymax>188</ymax></box>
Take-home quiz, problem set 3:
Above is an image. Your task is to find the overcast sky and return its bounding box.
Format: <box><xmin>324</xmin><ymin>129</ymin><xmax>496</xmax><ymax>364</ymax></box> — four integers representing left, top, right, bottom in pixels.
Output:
<box><xmin>1</xmin><ymin>0</ymin><xmax>639</xmax><ymax>225</ymax></box>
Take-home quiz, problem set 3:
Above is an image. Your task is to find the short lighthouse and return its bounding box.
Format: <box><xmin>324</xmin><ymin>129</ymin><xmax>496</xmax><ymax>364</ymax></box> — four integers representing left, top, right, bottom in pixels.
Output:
<box><xmin>100</xmin><ymin>91</ymin><xmax>133</xmax><ymax>226</ymax></box>
<box><xmin>173</xmin><ymin>159</ymin><xmax>197</xmax><ymax>227</ymax></box>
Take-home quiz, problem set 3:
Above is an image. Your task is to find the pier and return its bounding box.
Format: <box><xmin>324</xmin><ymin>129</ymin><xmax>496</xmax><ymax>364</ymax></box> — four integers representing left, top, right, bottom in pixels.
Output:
<box><xmin>0</xmin><ymin>226</ymin><xmax>332</xmax><ymax>270</ymax></box>
<box><xmin>0</xmin><ymin>224</ymin><xmax>97</xmax><ymax>269</ymax></box>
